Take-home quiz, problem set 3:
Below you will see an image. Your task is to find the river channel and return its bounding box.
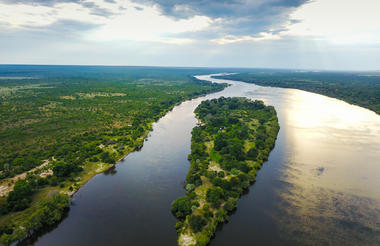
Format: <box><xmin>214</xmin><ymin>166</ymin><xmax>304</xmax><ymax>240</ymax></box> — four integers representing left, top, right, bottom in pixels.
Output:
<box><xmin>29</xmin><ymin>74</ymin><xmax>380</xmax><ymax>246</ymax></box>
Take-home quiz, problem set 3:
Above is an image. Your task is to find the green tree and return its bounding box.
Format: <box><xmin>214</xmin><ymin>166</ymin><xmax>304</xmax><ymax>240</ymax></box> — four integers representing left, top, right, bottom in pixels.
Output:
<box><xmin>206</xmin><ymin>187</ymin><xmax>224</xmax><ymax>208</ymax></box>
<box><xmin>6</xmin><ymin>179</ymin><xmax>33</xmax><ymax>211</ymax></box>
<box><xmin>188</xmin><ymin>215</ymin><xmax>207</xmax><ymax>233</ymax></box>
<box><xmin>100</xmin><ymin>151</ymin><xmax>116</xmax><ymax>164</ymax></box>
<box><xmin>171</xmin><ymin>196</ymin><xmax>192</xmax><ymax>220</ymax></box>
<box><xmin>247</xmin><ymin>147</ymin><xmax>258</xmax><ymax>160</ymax></box>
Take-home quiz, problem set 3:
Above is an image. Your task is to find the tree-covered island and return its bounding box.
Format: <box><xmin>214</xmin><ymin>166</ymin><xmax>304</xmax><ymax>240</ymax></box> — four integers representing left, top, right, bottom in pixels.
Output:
<box><xmin>171</xmin><ymin>97</ymin><xmax>280</xmax><ymax>246</ymax></box>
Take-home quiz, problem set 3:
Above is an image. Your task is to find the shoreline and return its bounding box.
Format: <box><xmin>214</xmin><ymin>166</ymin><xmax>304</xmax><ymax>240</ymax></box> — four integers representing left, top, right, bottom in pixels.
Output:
<box><xmin>0</xmin><ymin>78</ymin><xmax>228</xmax><ymax>246</ymax></box>
<box><xmin>65</xmin><ymin>83</ymin><xmax>229</xmax><ymax>199</ymax></box>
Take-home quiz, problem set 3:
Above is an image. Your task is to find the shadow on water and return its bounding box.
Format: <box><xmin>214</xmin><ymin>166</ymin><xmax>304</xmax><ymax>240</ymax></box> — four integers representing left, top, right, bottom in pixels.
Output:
<box><xmin>103</xmin><ymin>166</ymin><xmax>117</xmax><ymax>176</ymax></box>
<box><xmin>16</xmin><ymin>208</ymin><xmax>70</xmax><ymax>246</ymax></box>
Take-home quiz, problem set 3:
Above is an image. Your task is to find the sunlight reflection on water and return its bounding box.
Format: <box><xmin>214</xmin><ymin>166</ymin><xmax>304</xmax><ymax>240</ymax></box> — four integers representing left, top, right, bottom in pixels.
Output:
<box><xmin>198</xmin><ymin>75</ymin><xmax>380</xmax><ymax>246</ymax></box>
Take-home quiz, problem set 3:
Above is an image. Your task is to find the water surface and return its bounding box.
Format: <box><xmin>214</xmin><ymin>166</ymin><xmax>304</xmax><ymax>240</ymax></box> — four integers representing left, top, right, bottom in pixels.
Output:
<box><xmin>30</xmin><ymin>74</ymin><xmax>380</xmax><ymax>246</ymax></box>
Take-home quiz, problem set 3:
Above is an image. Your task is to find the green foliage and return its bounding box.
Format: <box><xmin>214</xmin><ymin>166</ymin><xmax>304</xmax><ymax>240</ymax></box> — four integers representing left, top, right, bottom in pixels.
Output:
<box><xmin>35</xmin><ymin>194</ymin><xmax>69</xmax><ymax>226</ymax></box>
<box><xmin>206</xmin><ymin>187</ymin><xmax>224</xmax><ymax>208</ymax></box>
<box><xmin>0</xmin><ymin>66</ymin><xmax>226</xmax><ymax>179</ymax></box>
<box><xmin>52</xmin><ymin>161</ymin><xmax>81</xmax><ymax>177</ymax></box>
<box><xmin>247</xmin><ymin>147</ymin><xmax>258</xmax><ymax>160</ymax></box>
<box><xmin>100</xmin><ymin>151</ymin><xmax>116</xmax><ymax>164</ymax></box>
<box><xmin>173</xmin><ymin>97</ymin><xmax>280</xmax><ymax>245</ymax></box>
<box><xmin>188</xmin><ymin>215</ymin><xmax>207</xmax><ymax>233</ymax></box>
<box><xmin>6</xmin><ymin>179</ymin><xmax>33</xmax><ymax>212</ymax></box>
<box><xmin>0</xmin><ymin>66</ymin><xmax>228</xmax><ymax>245</ymax></box>
<box><xmin>0</xmin><ymin>193</ymin><xmax>69</xmax><ymax>245</ymax></box>
<box><xmin>224</xmin><ymin>199</ymin><xmax>237</xmax><ymax>212</ymax></box>
<box><xmin>171</xmin><ymin>196</ymin><xmax>192</xmax><ymax>220</ymax></box>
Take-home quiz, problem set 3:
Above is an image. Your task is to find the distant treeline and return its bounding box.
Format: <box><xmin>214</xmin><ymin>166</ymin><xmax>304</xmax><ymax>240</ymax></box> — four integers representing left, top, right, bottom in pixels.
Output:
<box><xmin>215</xmin><ymin>71</ymin><xmax>380</xmax><ymax>114</ymax></box>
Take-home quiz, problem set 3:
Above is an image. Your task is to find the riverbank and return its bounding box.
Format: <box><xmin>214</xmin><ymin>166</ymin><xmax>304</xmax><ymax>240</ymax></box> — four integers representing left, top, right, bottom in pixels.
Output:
<box><xmin>213</xmin><ymin>72</ymin><xmax>380</xmax><ymax>115</ymax></box>
<box><xmin>0</xmin><ymin>78</ymin><xmax>228</xmax><ymax>246</ymax></box>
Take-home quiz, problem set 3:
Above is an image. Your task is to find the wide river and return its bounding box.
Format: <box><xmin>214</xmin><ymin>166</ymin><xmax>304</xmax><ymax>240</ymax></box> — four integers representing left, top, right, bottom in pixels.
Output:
<box><xmin>26</xmin><ymin>74</ymin><xmax>380</xmax><ymax>246</ymax></box>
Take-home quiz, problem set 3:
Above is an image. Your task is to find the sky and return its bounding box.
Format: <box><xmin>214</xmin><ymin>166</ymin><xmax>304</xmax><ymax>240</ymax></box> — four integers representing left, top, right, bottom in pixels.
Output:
<box><xmin>0</xmin><ymin>0</ymin><xmax>380</xmax><ymax>70</ymax></box>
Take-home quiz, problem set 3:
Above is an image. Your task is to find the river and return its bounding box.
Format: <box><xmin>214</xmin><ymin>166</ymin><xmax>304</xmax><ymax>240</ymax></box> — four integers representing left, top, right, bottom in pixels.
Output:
<box><xmin>27</xmin><ymin>74</ymin><xmax>380</xmax><ymax>246</ymax></box>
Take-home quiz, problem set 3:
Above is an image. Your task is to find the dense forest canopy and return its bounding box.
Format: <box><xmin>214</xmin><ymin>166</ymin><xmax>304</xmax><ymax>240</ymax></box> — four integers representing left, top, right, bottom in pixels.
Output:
<box><xmin>0</xmin><ymin>66</ymin><xmax>233</xmax><ymax>178</ymax></box>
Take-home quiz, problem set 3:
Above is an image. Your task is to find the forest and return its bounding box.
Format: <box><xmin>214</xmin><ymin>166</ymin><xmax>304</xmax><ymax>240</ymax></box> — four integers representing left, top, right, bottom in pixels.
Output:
<box><xmin>215</xmin><ymin>71</ymin><xmax>380</xmax><ymax>114</ymax></box>
<box><xmin>171</xmin><ymin>97</ymin><xmax>280</xmax><ymax>246</ymax></box>
<box><xmin>0</xmin><ymin>65</ymin><xmax>228</xmax><ymax>245</ymax></box>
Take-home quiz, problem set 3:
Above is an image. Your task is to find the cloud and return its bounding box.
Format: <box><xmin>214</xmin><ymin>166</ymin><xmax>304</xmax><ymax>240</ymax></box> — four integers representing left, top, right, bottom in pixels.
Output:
<box><xmin>86</xmin><ymin>5</ymin><xmax>211</xmax><ymax>42</ymax></box>
<box><xmin>132</xmin><ymin>0</ymin><xmax>306</xmax><ymax>19</ymax></box>
<box><xmin>0</xmin><ymin>0</ymin><xmax>380</xmax><ymax>70</ymax></box>
<box><xmin>211</xmin><ymin>32</ymin><xmax>281</xmax><ymax>45</ymax></box>
<box><xmin>0</xmin><ymin>1</ymin><xmax>107</xmax><ymax>30</ymax></box>
<box><xmin>281</xmin><ymin>0</ymin><xmax>380</xmax><ymax>44</ymax></box>
<box><xmin>0</xmin><ymin>0</ymin><xmax>309</xmax><ymax>43</ymax></box>
<box><xmin>132</xmin><ymin>0</ymin><xmax>310</xmax><ymax>36</ymax></box>
<box><xmin>0</xmin><ymin>0</ymin><xmax>80</xmax><ymax>6</ymax></box>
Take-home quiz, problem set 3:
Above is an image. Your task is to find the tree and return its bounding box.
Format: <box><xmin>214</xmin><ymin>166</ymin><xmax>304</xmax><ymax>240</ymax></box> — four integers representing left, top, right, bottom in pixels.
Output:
<box><xmin>247</xmin><ymin>147</ymin><xmax>258</xmax><ymax>160</ymax></box>
<box><xmin>206</xmin><ymin>187</ymin><xmax>224</xmax><ymax>208</ymax></box>
<box><xmin>224</xmin><ymin>199</ymin><xmax>237</xmax><ymax>212</ymax></box>
<box><xmin>100</xmin><ymin>151</ymin><xmax>116</xmax><ymax>164</ymax></box>
<box><xmin>6</xmin><ymin>179</ymin><xmax>33</xmax><ymax>211</ymax></box>
<box><xmin>171</xmin><ymin>196</ymin><xmax>192</xmax><ymax>220</ymax></box>
<box><xmin>53</xmin><ymin>161</ymin><xmax>75</xmax><ymax>177</ymax></box>
<box><xmin>188</xmin><ymin>215</ymin><xmax>207</xmax><ymax>233</ymax></box>
<box><xmin>214</xmin><ymin>133</ymin><xmax>228</xmax><ymax>151</ymax></box>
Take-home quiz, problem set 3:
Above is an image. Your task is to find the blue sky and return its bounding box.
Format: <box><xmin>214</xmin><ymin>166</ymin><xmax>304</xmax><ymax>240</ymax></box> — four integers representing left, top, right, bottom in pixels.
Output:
<box><xmin>0</xmin><ymin>0</ymin><xmax>380</xmax><ymax>70</ymax></box>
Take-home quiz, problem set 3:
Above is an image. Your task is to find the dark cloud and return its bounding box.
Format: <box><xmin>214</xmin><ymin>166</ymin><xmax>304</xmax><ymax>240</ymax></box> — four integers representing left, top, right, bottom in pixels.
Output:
<box><xmin>81</xmin><ymin>1</ymin><xmax>115</xmax><ymax>17</ymax></box>
<box><xmin>134</xmin><ymin>6</ymin><xmax>144</xmax><ymax>11</ymax></box>
<box><xmin>133</xmin><ymin>0</ymin><xmax>308</xmax><ymax>18</ymax></box>
<box><xmin>132</xmin><ymin>0</ymin><xmax>310</xmax><ymax>36</ymax></box>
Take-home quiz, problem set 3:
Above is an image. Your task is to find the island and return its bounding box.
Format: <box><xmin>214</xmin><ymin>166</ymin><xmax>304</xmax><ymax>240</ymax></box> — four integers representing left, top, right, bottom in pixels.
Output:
<box><xmin>171</xmin><ymin>97</ymin><xmax>280</xmax><ymax>246</ymax></box>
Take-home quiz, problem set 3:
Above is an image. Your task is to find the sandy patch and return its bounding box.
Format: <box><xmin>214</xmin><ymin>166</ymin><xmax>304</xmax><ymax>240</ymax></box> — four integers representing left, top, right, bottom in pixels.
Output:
<box><xmin>179</xmin><ymin>234</ymin><xmax>196</xmax><ymax>246</ymax></box>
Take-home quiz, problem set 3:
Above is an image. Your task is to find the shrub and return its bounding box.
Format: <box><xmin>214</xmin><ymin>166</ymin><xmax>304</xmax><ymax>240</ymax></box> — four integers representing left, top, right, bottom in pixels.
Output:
<box><xmin>6</xmin><ymin>179</ymin><xmax>33</xmax><ymax>211</ymax></box>
<box><xmin>247</xmin><ymin>147</ymin><xmax>258</xmax><ymax>160</ymax></box>
<box><xmin>100</xmin><ymin>151</ymin><xmax>116</xmax><ymax>164</ymax></box>
<box><xmin>171</xmin><ymin>196</ymin><xmax>192</xmax><ymax>220</ymax></box>
<box><xmin>188</xmin><ymin>215</ymin><xmax>207</xmax><ymax>233</ymax></box>
<box><xmin>206</xmin><ymin>187</ymin><xmax>224</xmax><ymax>208</ymax></box>
<box><xmin>53</xmin><ymin>161</ymin><xmax>79</xmax><ymax>177</ymax></box>
<box><xmin>224</xmin><ymin>199</ymin><xmax>237</xmax><ymax>212</ymax></box>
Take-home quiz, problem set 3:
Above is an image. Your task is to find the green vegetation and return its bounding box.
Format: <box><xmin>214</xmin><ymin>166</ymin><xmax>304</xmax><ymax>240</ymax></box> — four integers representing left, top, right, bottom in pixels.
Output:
<box><xmin>215</xmin><ymin>71</ymin><xmax>380</xmax><ymax>114</ymax></box>
<box><xmin>0</xmin><ymin>66</ymin><xmax>227</xmax><ymax>245</ymax></box>
<box><xmin>171</xmin><ymin>97</ymin><xmax>279</xmax><ymax>246</ymax></box>
<box><xmin>0</xmin><ymin>193</ymin><xmax>69</xmax><ymax>245</ymax></box>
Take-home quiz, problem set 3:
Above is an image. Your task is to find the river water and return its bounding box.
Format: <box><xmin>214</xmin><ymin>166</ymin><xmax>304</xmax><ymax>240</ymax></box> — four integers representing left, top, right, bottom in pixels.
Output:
<box><xmin>29</xmin><ymin>74</ymin><xmax>380</xmax><ymax>246</ymax></box>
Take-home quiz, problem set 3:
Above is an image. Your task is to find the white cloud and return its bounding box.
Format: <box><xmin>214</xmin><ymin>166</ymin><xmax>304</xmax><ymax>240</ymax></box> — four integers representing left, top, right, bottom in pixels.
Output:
<box><xmin>211</xmin><ymin>32</ymin><xmax>281</xmax><ymax>45</ymax></box>
<box><xmin>0</xmin><ymin>0</ymin><xmax>211</xmax><ymax>44</ymax></box>
<box><xmin>0</xmin><ymin>2</ymin><xmax>108</xmax><ymax>29</ymax></box>
<box><xmin>87</xmin><ymin>4</ymin><xmax>211</xmax><ymax>42</ymax></box>
<box><xmin>283</xmin><ymin>0</ymin><xmax>380</xmax><ymax>44</ymax></box>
